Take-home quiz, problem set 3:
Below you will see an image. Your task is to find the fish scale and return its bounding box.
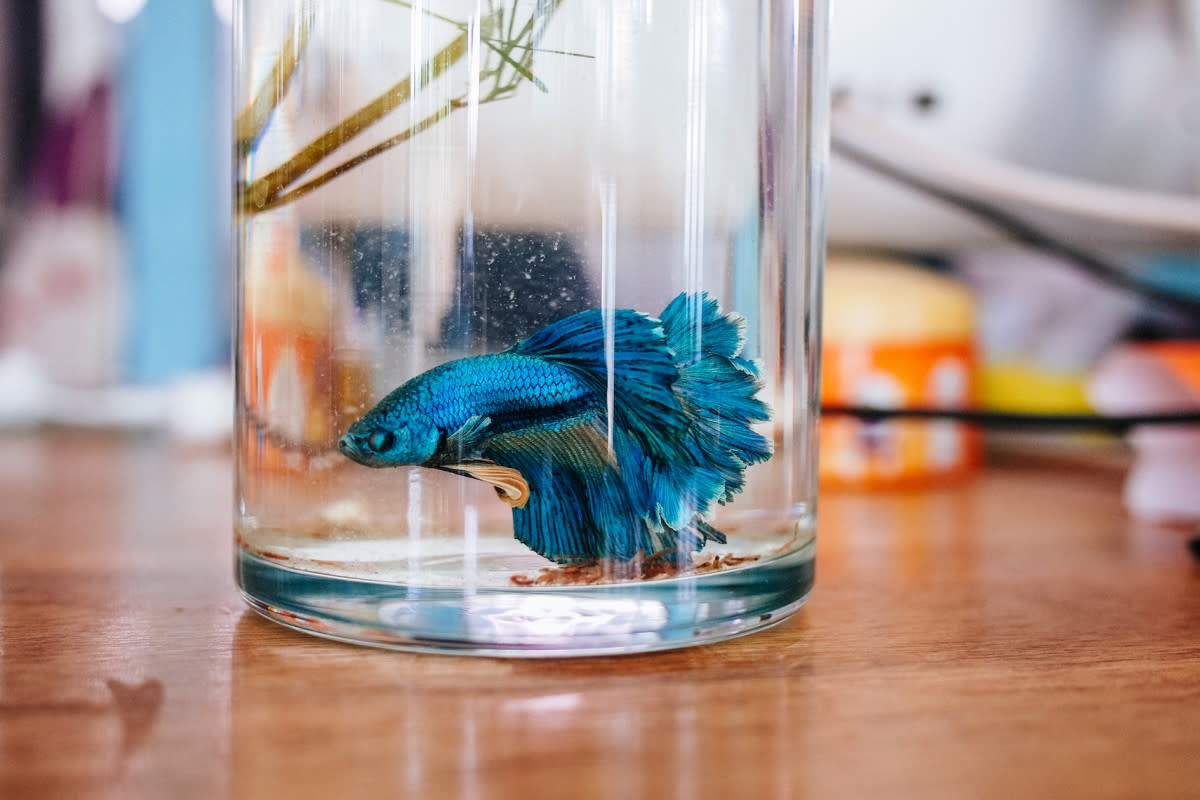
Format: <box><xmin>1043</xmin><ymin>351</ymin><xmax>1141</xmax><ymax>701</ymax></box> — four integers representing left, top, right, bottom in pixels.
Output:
<box><xmin>409</xmin><ymin>354</ymin><xmax>596</xmax><ymax>436</ymax></box>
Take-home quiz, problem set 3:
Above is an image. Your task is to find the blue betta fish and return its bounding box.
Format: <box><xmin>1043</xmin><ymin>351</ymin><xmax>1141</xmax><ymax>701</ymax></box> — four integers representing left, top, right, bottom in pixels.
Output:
<box><xmin>338</xmin><ymin>293</ymin><xmax>772</xmax><ymax>564</ymax></box>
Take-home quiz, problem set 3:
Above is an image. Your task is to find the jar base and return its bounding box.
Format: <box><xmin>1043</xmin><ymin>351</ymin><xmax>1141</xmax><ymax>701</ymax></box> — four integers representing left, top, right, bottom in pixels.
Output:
<box><xmin>236</xmin><ymin>544</ymin><xmax>814</xmax><ymax>657</ymax></box>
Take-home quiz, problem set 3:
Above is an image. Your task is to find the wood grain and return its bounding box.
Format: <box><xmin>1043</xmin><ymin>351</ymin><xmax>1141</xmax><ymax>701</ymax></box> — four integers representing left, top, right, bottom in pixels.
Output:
<box><xmin>1</xmin><ymin>431</ymin><xmax>1197</xmax><ymax>799</ymax></box>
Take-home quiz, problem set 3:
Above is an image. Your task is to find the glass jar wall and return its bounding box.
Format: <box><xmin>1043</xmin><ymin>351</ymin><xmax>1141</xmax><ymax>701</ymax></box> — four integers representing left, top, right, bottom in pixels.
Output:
<box><xmin>234</xmin><ymin>0</ymin><xmax>827</xmax><ymax>655</ymax></box>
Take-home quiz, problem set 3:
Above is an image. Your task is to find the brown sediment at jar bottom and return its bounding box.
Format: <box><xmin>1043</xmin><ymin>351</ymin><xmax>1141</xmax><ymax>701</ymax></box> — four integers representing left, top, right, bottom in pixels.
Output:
<box><xmin>508</xmin><ymin>553</ymin><xmax>763</xmax><ymax>586</ymax></box>
<box><xmin>238</xmin><ymin>540</ymin><xmax>770</xmax><ymax>586</ymax></box>
<box><xmin>234</xmin><ymin>521</ymin><xmax>809</xmax><ymax>589</ymax></box>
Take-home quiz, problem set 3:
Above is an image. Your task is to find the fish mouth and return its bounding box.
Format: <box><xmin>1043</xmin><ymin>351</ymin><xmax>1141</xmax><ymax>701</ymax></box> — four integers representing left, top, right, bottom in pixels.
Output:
<box><xmin>337</xmin><ymin>434</ymin><xmax>387</xmax><ymax>467</ymax></box>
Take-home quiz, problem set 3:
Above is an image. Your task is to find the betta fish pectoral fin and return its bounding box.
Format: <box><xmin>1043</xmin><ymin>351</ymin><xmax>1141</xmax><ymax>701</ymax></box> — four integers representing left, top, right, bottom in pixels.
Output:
<box><xmin>342</xmin><ymin>292</ymin><xmax>772</xmax><ymax>565</ymax></box>
<box><xmin>440</xmin><ymin>414</ymin><xmax>494</xmax><ymax>462</ymax></box>
<box><xmin>437</xmin><ymin>415</ymin><xmax>532</xmax><ymax>507</ymax></box>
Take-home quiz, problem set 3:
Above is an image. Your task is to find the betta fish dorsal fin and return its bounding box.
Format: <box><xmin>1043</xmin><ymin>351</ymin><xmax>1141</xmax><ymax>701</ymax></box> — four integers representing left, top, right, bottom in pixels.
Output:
<box><xmin>508</xmin><ymin>308</ymin><xmax>663</xmax><ymax>369</ymax></box>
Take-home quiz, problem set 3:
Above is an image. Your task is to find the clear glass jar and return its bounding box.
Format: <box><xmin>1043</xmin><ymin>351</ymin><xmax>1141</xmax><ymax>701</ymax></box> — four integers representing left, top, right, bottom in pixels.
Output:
<box><xmin>234</xmin><ymin>0</ymin><xmax>827</xmax><ymax>655</ymax></box>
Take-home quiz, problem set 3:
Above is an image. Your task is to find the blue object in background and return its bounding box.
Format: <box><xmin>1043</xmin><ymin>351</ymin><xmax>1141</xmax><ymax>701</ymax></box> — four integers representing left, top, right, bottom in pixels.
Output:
<box><xmin>119</xmin><ymin>0</ymin><xmax>226</xmax><ymax>383</ymax></box>
<box><xmin>1139</xmin><ymin>253</ymin><xmax>1200</xmax><ymax>302</ymax></box>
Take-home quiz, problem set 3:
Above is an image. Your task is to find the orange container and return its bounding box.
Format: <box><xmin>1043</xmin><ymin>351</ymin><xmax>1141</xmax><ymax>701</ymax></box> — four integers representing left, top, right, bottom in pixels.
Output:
<box><xmin>820</xmin><ymin>258</ymin><xmax>981</xmax><ymax>488</ymax></box>
<box><xmin>240</xmin><ymin>233</ymin><xmax>335</xmax><ymax>473</ymax></box>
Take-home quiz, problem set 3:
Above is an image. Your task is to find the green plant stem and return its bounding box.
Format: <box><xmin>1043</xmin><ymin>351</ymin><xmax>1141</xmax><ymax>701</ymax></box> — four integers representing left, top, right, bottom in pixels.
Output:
<box><xmin>240</xmin><ymin>1</ymin><xmax>571</xmax><ymax>216</ymax></box>
<box><xmin>235</xmin><ymin>10</ymin><xmax>312</xmax><ymax>158</ymax></box>
<box><xmin>488</xmin><ymin>10</ymin><xmax>545</xmax><ymax>91</ymax></box>
<box><xmin>382</xmin><ymin>0</ymin><xmax>537</xmax><ymax>85</ymax></box>
<box><xmin>240</xmin><ymin>26</ymin><xmax>470</xmax><ymax>213</ymax></box>
<box><xmin>251</xmin><ymin>99</ymin><xmax>462</xmax><ymax>214</ymax></box>
<box><xmin>381</xmin><ymin>0</ymin><xmax>469</xmax><ymax>31</ymax></box>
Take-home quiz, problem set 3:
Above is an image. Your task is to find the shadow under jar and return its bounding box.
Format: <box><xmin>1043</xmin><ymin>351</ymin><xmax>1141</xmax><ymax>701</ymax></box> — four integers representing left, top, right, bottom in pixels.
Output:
<box><xmin>234</xmin><ymin>0</ymin><xmax>827</xmax><ymax>655</ymax></box>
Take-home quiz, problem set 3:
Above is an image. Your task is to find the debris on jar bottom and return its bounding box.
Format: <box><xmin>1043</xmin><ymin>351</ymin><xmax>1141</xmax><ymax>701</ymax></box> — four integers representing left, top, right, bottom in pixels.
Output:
<box><xmin>509</xmin><ymin>552</ymin><xmax>761</xmax><ymax>587</ymax></box>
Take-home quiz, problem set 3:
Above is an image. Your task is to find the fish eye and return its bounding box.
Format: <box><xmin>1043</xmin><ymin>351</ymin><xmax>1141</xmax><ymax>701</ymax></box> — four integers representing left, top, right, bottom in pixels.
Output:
<box><xmin>367</xmin><ymin>431</ymin><xmax>396</xmax><ymax>453</ymax></box>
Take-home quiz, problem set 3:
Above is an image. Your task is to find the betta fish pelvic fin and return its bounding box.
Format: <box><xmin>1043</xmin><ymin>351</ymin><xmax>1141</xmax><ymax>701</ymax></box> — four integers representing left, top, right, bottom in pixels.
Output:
<box><xmin>445</xmin><ymin>462</ymin><xmax>530</xmax><ymax>508</ymax></box>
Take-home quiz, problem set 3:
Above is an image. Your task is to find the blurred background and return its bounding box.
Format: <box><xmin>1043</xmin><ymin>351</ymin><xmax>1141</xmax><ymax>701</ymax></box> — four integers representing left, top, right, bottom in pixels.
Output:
<box><xmin>0</xmin><ymin>0</ymin><xmax>1197</xmax><ymax>517</ymax></box>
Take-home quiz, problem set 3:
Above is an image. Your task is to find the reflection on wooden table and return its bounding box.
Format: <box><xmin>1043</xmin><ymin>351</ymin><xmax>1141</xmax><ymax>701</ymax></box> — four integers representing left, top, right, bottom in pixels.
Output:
<box><xmin>1</xmin><ymin>432</ymin><xmax>1197</xmax><ymax>799</ymax></box>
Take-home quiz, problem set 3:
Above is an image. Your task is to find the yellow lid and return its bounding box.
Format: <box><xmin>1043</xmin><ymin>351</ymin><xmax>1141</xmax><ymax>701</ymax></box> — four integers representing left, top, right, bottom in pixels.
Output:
<box><xmin>823</xmin><ymin>256</ymin><xmax>975</xmax><ymax>344</ymax></box>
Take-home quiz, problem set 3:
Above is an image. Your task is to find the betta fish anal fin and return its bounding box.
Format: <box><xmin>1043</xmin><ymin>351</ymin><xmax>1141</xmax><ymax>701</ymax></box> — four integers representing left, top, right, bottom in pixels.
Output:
<box><xmin>483</xmin><ymin>412</ymin><xmax>652</xmax><ymax>562</ymax></box>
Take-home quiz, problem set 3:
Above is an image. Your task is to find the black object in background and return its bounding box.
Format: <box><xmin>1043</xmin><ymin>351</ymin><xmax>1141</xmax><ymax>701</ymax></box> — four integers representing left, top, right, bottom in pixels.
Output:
<box><xmin>441</xmin><ymin>229</ymin><xmax>595</xmax><ymax>350</ymax></box>
<box><xmin>0</xmin><ymin>2</ymin><xmax>44</xmax><ymax>256</ymax></box>
<box><xmin>822</xmin><ymin>405</ymin><xmax>1200</xmax><ymax>431</ymax></box>
<box><xmin>301</xmin><ymin>226</ymin><xmax>595</xmax><ymax>351</ymax></box>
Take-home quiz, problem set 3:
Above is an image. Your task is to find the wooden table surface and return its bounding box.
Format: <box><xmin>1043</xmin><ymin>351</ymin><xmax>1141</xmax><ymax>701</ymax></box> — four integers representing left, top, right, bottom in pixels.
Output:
<box><xmin>1</xmin><ymin>431</ymin><xmax>1197</xmax><ymax>799</ymax></box>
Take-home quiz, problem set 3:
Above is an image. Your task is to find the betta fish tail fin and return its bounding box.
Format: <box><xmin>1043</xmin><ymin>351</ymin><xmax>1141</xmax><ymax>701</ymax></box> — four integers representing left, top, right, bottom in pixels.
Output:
<box><xmin>503</xmin><ymin>294</ymin><xmax>771</xmax><ymax>563</ymax></box>
<box><xmin>660</xmin><ymin>293</ymin><xmax>773</xmax><ymax>502</ymax></box>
